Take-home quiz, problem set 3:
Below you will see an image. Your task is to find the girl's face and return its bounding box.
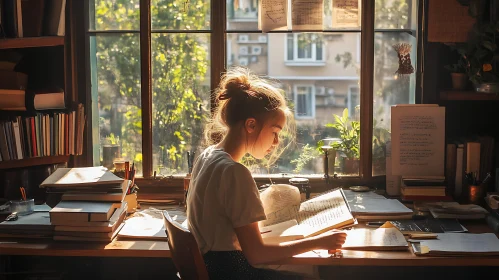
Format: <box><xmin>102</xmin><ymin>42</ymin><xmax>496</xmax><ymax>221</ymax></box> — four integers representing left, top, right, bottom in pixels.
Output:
<box><xmin>248</xmin><ymin>109</ymin><xmax>286</xmax><ymax>159</ymax></box>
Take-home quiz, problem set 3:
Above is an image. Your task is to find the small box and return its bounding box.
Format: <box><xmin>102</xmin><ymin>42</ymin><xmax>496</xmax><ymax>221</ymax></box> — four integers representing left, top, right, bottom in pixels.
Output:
<box><xmin>10</xmin><ymin>199</ymin><xmax>34</xmax><ymax>216</ymax></box>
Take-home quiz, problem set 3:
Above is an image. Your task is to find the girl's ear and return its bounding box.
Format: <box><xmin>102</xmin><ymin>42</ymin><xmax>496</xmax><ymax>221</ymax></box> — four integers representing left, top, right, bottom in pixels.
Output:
<box><xmin>245</xmin><ymin>118</ymin><xmax>257</xmax><ymax>134</ymax></box>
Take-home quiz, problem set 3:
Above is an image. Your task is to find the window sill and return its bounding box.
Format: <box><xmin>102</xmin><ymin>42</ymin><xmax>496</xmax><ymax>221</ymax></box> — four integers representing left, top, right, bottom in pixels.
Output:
<box><xmin>135</xmin><ymin>174</ymin><xmax>386</xmax><ymax>201</ymax></box>
<box><xmin>284</xmin><ymin>61</ymin><xmax>326</xmax><ymax>67</ymax></box>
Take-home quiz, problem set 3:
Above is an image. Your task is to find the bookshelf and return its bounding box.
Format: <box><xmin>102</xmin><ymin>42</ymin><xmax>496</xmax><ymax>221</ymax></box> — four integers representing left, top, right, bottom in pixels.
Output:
<box><xmin>0</xmin><ymin>155</ymin><xmax>69</xmax><ymax>170</ymax></box>
<box><xmin>0</xmin><ymin>37</ymin><xmax>65</xmax><ymax>50</ymax></box>
<box><xmin>440</xmin><ymin>90</ymin><xmax>499</xmax><ymax>101</ymax></box>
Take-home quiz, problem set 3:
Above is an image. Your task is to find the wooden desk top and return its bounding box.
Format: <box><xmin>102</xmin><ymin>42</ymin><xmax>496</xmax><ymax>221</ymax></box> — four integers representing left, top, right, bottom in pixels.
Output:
<box><xmin>1</xmin><ymin>221</ymin><xmax>498</xmax><ymax>266</ymax></box>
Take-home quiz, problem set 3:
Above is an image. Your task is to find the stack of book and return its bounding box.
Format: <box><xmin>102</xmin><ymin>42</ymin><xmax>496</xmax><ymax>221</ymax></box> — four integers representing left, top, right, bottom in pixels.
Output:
<box><xmin>400</xmin><ymin>176</ymin><xmax>450</xmax><ymax>201</ymax></box>
<box><xmin>40</xmin><ymin>166</ymin><xmax>130</xmax><ymax>242</ymax></box>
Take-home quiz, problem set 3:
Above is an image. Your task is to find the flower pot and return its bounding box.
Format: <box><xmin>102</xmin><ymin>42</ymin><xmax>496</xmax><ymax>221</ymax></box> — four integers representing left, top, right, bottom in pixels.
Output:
<box><xmin>450</xmin><ymin>73</ymin><xmax>467</xmax><ymax>90</ymax></box>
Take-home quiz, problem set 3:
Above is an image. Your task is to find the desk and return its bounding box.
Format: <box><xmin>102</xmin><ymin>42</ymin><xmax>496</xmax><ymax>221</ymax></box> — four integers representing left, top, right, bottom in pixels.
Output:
<box><xmin>1</xmin><ymin>222</ymin><xmax>498</xmax><ymax>266</ymax></box>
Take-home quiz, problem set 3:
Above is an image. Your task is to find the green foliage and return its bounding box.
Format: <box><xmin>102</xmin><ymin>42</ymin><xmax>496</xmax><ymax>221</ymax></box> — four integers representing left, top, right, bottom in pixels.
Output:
<box><xmin>95</xmin><ymin>0</ymin><xmax>209</xmax><ymax>173</ymax></box>
<box><xmin>325</xmin><ymin>108</ymin><xmax>360</xmax><ymax>159</ymax></box>
<box><xmin>290</xmin><ymin>144</ymin><xmax>321</xmax><ymax>173</ymax></box>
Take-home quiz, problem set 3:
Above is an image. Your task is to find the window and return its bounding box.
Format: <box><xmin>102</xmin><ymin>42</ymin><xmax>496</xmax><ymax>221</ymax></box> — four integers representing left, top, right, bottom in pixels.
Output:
<box><xmin>286</xmin><ymin>34</ymin><xmax>325</xmax><ymax>65</ymax></box>
<box><xmin>87</xmin><ymin>0</ymin><xmax>419</xmax><ymax>180</ymax></box>
<box><xmin>294</xmin><ymin>85</ymin><xmax>315</xmax><ymax>119</ymax></box>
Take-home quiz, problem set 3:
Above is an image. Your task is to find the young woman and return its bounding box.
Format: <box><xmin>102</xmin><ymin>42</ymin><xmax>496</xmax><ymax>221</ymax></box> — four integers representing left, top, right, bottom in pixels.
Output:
<box><xmin>186</xmin><ymin>67</ymin><xmax>347</xmax><ymax>280</ymax></box>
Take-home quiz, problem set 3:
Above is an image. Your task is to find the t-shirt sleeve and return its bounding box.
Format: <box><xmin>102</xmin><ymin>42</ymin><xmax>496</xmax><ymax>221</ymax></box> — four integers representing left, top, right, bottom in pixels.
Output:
<box><xmin>219</xmin><ymin>163</ymin><xmax>266</xmax><ymax>228</ymax></box>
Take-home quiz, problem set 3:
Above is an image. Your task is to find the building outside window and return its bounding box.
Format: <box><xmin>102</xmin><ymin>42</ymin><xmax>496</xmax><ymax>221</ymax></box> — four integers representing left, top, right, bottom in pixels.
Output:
<box><xmin>294</xmin><ymin>85</ymin><xmax>315</xmax><ymax>119</ymax></box>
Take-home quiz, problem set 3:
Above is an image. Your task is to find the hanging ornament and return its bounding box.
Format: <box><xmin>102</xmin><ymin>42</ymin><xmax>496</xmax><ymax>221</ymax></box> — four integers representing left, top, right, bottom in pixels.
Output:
<box><xmin>392</xmin><ymin>43</ymin><xmax>414</xmax><ymax>76</ymax></box>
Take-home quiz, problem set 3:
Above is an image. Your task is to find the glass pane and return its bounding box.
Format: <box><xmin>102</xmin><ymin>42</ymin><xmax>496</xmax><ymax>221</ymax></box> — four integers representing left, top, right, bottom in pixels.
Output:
<box><xmin>90</xmin><ymin>0</ymin><xmax>140</xmax><ymax>31</ymax></box>
<box><xmin>375</xmin><ymin>0</ymin><xmax>415</xmax><ymax>29</ymax></box>
<box><xmin>152</xmin><ymin>34</ymin><xmax>211</xmax><ymax>176</ymax></box>
<box><xmin>227</xmin><ymin>32</ymin><xmax>361</xmax><ymax>176</ymax></box>
<box><xmin>372</xmin><ymin>31</ymin><xmax>417</xmax><ymax>176</ymax></box>
<box><xmin>90</xmin><ymin>34</ymin><xmax>143</xmax><ymax>174</ymax></box>
<box><xmin>151</xmin><ymin>0</ymin><xmax>210</xmax><ymax>30</ymax></box>
<box><xmin>227</xmin><ymin>0</ymin><xmax>259</xmax><ymax>31</ymax></box>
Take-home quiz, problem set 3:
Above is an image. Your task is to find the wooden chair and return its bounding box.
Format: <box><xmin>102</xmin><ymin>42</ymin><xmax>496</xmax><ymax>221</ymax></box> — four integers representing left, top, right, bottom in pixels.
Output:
<box><xmin>162</xmin><ymin>211</ymin><xmax>209</xmax><ymax>280</ymax></box>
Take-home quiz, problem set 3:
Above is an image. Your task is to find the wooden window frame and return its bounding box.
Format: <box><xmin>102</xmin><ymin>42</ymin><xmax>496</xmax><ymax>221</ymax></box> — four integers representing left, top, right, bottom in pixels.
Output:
<box><xmin>81</xmin><ymin>0</ymin><xmax>424</xmax><ymax>190</ymax></box>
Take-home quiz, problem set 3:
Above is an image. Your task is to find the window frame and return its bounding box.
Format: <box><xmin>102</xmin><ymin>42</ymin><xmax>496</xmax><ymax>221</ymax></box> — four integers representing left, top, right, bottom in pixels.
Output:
<box><xmin>293</xmin><ymin>84</ymin><xmax>316</xmax><ymax>119</ymax></box>
<box><xmin>82</xmin><ymin>0</ymin><xmax>423</xmax><ymax>186</ymax></box>
<box><xmin>285</xmin><ymin>33</ymin><xmax>326</xmax><ymax>66</ymax></box>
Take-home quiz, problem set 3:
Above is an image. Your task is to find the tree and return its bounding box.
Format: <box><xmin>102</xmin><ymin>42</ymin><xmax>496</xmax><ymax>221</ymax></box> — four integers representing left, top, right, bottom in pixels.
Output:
<box><xmin>93</xmin><ymin>0</ymin><xmax>210</xmax><ymax>174</ymax></box>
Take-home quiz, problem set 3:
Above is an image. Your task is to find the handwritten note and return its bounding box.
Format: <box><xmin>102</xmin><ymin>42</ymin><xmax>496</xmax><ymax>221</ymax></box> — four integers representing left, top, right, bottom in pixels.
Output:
<box><xmin>332</xmin><ymin>0</ymin><xmax>360</xmax><ymax>28</ymax></box>
<box><xmin>391</xmin><ymin>105</ymin><xmax>445</xmax><ymax>176</ymax></box>
<box><xmin>259</xmin><ymin>0</ymin><xmax>288</xmax><ymax>32</ymax></box>
<box><xmin>291</xmin><ymin>0</ymin><xmax>323</xmax><ymax>30</ymax></box>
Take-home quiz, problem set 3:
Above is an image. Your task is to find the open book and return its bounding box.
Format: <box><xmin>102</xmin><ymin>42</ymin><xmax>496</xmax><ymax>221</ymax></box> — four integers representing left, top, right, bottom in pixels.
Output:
<box><xmin>259</xmin><ymin>186</ymin><xmax>356</xmax><ymax>244</ymax></box>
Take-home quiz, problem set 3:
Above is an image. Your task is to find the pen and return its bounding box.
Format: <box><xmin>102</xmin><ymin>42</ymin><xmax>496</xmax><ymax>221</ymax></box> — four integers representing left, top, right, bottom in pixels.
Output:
<box><xmin>366</xmin><ymin>221</ymin><xmax>385</xmax><ymax>227</ymax></box>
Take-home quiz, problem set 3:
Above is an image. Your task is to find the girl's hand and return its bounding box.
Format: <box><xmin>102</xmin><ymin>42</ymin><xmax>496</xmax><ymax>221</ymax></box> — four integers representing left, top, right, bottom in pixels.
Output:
<box><xmin>313</xmin><ymin>229</ymin><xmax>347</xmax><ymax>250</ymax></box>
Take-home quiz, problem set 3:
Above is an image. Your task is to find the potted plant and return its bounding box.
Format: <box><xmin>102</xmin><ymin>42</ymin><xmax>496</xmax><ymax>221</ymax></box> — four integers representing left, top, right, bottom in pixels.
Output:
<box><xmin>326</xmin><ymin>108</ymin><xmax>360</xmax><ymax>174</ymax></box>
<box><xmin>465</xmin><ymin>22</ymin><xmax>499</xmax><ymax>92</ymax></box>
<box><xmin>444</xmin><ymin>56</ymin><xmax>469</xmax><ymax>90</ymax></box>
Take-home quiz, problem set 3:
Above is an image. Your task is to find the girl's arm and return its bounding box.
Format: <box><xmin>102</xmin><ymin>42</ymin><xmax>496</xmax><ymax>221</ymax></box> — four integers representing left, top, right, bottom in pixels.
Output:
<box><xmin>235</xmin><ymin>222</ymin><xmax>346</xmax><ymax>265</ymax></box>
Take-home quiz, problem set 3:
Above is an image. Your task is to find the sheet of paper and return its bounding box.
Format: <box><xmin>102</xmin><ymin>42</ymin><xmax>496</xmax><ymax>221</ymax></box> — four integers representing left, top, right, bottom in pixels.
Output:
<box><xmin>260</xmin><ymin>204</ymin><xmax>300</xmax><ymax>227</ymax></box>
<box><xmin>291</xmin><ymin>0</ymin><xmax>323</xmax><ymax>30</ymax></box>
<box><xmin>342</xmin><ymin>228</ymin><xmax>408</xmax><ymax>249</ymax></box>
<box><xmin>391</xmin><ymin>105</ymin><xmax>445</xmax><ymax>176</ymax></box>
<box><xmin>420</xmin><ymin>233</ymin><xmax>499</xmax><ymax>254</ymax></box>
<box><xmin>260</xmin><ymin>184</ymin><xmax>301</xmax><ymax>216</ymax></box>
<box><xmin>332</xmin><ymin>0</ymin><xmax>360</xmax><ymax>28</ymax></box>
<box><xmin>259</xmin><ymin>0</ymin><xmax>288</xmax><ymax>32</ymax></box>
<box><xmin>117</xmin><ymin>209</ymin><xmax>167</xmax><ymax>240</ymax></box>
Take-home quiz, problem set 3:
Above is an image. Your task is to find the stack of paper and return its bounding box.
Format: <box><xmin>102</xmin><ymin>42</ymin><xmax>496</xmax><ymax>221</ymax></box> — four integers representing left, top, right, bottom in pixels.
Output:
<box><xmin>343</xmin><ymin>190</ymin><xmax>414</xmax><ymax>221</ymax></box>
<box><xmin>412</xmin><ymin>233</ymin><xmax>499</xmax><ymax>256</ymax></box>
<box><xmin>424</xmin><ymin>202</ymin><xmax>488</xmax><ymax>219</ymax></box>
<box><xmin>0</xmin><ymin>210</ymin><xmax>53</xmax><ymax>239</ymax></box>
<box><xmin>342</xmin><ymin>228</ymin><xmax>408</xmax><ymax>251</ymax></box>
<box><xmin>117</xmin><ymin>208</ymin><xmax>167</xmax><ymax>241</ymax></box>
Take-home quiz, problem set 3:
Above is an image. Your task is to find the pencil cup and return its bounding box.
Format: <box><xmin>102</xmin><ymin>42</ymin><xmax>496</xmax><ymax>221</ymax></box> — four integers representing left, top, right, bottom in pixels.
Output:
<box><xmin>10</xmin><ymin>199</ymin><xmax>34</xmax><ymax>216</ymax></box>
<box><xmin>468</xmin><ymin>184</ymin><xmax>486</xmax><ymax>205</ymax></box>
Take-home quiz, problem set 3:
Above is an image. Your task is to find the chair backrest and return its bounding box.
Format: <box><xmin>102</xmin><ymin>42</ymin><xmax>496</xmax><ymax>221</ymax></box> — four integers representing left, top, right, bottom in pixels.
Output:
<box><xmin>162</xmin><ymin>211</ymin><xmax>209</xmax><ymax>280</ymax></box>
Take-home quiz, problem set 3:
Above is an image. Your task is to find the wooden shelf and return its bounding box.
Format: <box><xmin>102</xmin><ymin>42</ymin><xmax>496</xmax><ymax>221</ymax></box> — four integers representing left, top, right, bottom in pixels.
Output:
<box><xmin>440</xmin><ymin>90</ymin><xmax>499</xmax><ymax>101</ymax></box>
<box><xmin>0</xmin><ymin>37</ymin><xmax>65</xmax><ymax>50</ymax></box>
<box><xmin>0</xmin><ymin>155</ymin><xmax>70</xmax><ymax>170</ymax></box>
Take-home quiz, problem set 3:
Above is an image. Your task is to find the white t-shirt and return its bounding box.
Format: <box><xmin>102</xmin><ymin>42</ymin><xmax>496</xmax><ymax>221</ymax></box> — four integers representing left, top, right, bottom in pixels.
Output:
<box><xmin>186</xmin><ymin>146</ymin><xmax>266</xmax><ymax>254</ymax></box>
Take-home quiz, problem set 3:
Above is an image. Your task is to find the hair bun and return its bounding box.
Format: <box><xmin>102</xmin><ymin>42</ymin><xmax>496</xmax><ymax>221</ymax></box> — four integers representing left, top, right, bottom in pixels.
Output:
<box><xmin>219</xmin><ymin>80</ymin><xmax>251</xmax><ymax>100</ymax></box>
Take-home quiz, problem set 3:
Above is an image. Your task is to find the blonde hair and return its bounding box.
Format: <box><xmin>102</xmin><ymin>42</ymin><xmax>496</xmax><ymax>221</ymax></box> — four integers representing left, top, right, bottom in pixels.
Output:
<box><xmin>204</xmin><ymin>66</ymin><xmax>295</xmax><ymax>166</ymax></box>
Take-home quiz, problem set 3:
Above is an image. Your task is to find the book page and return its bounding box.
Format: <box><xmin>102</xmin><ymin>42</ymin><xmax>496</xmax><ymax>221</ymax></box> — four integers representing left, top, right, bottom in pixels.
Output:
<box><xmin>342</xmin><ymin>228</ymin><xmax>408</xmax><ymax>250</ymax></box>
<box><xmin>259</xmin><ymin>0</ymin><xmax>288</xmax><ymax>32</ymax></box>
<box><xmin>291</xmin><ymin>0</ymin><xmax>323</xmax><ymax>30</ymax></box>
<box><xmin>259</xmin><ymin>204</ymin><xmax>300</xmax><ymax>227</ymax></box>
<box><xmin>295</xmin><ymin>189</ymin><xmax>354</xmax><ymax>235</ymax></box>
<box><xmin>260</xmin><ymin>184</ymin><xmax>301</xmax><ymax>216</ymax></box>
<box><xmin>332</xmin><ymin>0</ymin><xmax>360</xmax><ymax>28</ymax></box>
<box><xmin>391</xmin><ymin>105</ymin><xmax>445</xmax><ymax>176</ymax></box>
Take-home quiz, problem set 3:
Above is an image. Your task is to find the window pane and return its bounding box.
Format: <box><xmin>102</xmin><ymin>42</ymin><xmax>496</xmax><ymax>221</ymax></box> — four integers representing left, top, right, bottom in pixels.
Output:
<box><xmin>227</xmin><ymin>0</ymin><xmax>259</xmax><ymax>31</ymax></box>
<box><xmin>372</xmin><ymin>31</ymin><xmax>417</xmax><ymax>176</ymax></box>
<box><xmin>90</xmin><ymin>0</ymin><xmax>140</xmax><ymax>31</ymax></box>
<box><xmin>227</xmin><ymin>32</ymin><xmax>360</xmax><ymax>176</ymax></box>
<box><xmin>375</xmin><ymin>0</ymin><xmax>415</xmax><ymax>29</ymax></box>
<box><xmin>152</xmin><ymin>34</ymin><xmax>211</xmax><ymax>175</ymax></box>
<box><xmin>90</xmin><ymin>34</ymin><xmax>143</xmax><ymax>174</ymax></box>
<box><xmin>151</xmin><ymin>0</ymin><xmax>210</xmax><ymax>30</ymax></box>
